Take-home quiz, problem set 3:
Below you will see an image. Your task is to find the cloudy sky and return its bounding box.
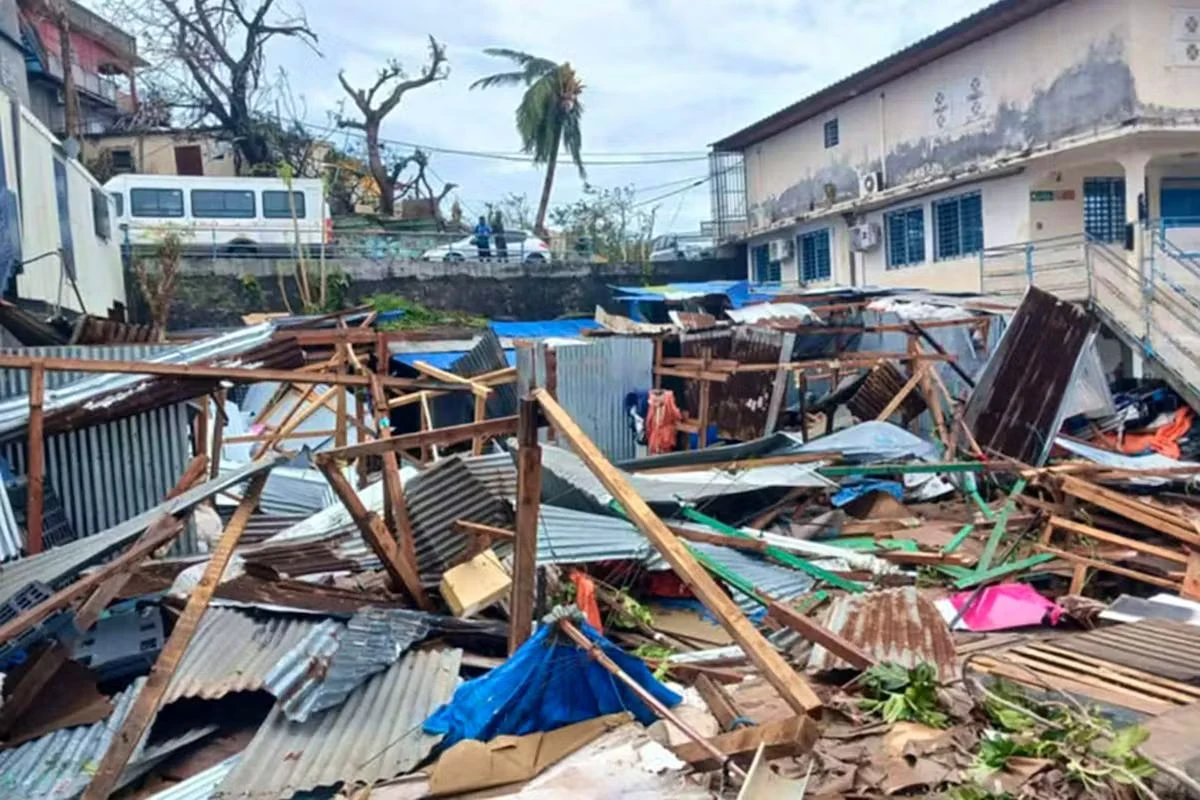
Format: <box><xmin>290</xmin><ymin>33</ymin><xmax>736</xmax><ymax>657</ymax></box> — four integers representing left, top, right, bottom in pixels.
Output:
<box><xmin>121</xmin><ymin>0</ymin><xmax>997</xmax><ymax>232</ymax></box>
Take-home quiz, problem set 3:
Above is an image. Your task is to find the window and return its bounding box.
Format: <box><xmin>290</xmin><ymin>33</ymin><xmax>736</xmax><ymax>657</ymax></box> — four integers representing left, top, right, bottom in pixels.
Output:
<box><xmin>752</xmin><ymin>244</ymin><xmax>780</xmax><ymax>283</ymax></box>
<box><xmin>823</xmin><ymin>118</ymin><xmax>839</xmax><ymax>149</ymax></box>
<box><xmin>91</xmin><ymin>187</ymin><xmax>111</xmax><ymax>241</ymax></box>
<box><xmin>130</xmin><ymin>188</ymin><xmax>184</xmax><ymax>218</ymax></box>
<box><xmin>191</xmin><ymin>189</ymin><xmax>255</xmax><ymax>219</ymax></box>
<box><xmin>933</xmin><ymin>191</ymin><xmax>983</xmax><ymax>260</ymax></box>
<box><xmin>109</xmin><ymin>148</ymin><xmax>134</xmax><ymax>174</ymax></box>
<box><xmin>885</xmin><ymin>206</ymin><xmax>925</xmax><ymax>269</ymax></box>
<box><xmin>798</xmin><ymin>229</ymin><xmax>832</xmax><ymax>282</ymax></box>
<box><xmin>262</xmin><ymin>190</ymin><xmax>306</xmax><ymax>219</ymax></box>
<box><xmin>1083</xmin><ymin>178</ymin><xmax>1125</xmax><ymax>242</ymax></box>
<box><xmin>109</xmin><ymin>191</ymin><xmax>123</xmax><ymax>217</ymax></box>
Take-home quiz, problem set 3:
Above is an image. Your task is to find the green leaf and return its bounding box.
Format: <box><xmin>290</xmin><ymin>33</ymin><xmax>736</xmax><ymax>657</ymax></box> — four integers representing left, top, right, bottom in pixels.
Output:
<box><xmin>1105</xmin><ymin>725</ymin><xmax>1149</xmax><ymax>760</ymax></box>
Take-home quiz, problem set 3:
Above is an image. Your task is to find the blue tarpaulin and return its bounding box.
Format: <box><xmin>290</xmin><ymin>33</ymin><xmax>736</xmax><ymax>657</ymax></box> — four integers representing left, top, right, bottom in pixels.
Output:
<box><xmin>831</xmin><ymin>479</ymin><xmax>905</xmax><ymax>507</ymax></box>
<box><xmin>423</xmin><ymin>619</ymin><xmax>680</xmax><ymax>749</ymax></box>
<box><xmin>489</xmin><ymin>319</ymin><xmax>600</xmax><ymax>339</ymax></box>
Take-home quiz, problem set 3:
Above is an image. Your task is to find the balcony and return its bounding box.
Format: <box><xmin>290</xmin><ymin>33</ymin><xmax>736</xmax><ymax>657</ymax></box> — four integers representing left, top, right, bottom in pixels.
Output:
<box><xmin>44</xmin><ymin>52</ymin><xmax>119</xmax><ymax>105</ymax></box>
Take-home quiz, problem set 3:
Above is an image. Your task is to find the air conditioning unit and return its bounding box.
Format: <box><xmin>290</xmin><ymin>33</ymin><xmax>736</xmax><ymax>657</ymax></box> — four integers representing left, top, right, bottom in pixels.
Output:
<box><xmin>859</xmin><ymin>169</ymin><xmax>885</xmax><ymax>197</ymax></box>
<box><xmin>851</xmin><ymin>222</ymin><xmax>882</xmax><ymax>252</ymax></box>
<box><xmin>768</xmin><ymin>238</ymin><xmax>793</xmax><ymax>262</ymax></box>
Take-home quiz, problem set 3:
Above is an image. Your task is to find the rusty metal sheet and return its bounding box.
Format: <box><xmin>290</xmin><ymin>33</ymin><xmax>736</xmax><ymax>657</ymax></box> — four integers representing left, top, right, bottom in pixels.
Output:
<box><xmin>965</xmin><ymin>287</ymin><xmax>1095</xmax><ymax>465</ymax></box>
<box><xmin>681</xmin><ymin>328</ymin><xmax>791</xmax><ymax>441</ymax></box>
<box><xmin>807</xmin><ymin>587</ymin><xmax>956</xmax><ymax>680</ymax></box>
<box><xmin>846</xmin><ymin>362</ymin><xmax>927</xmax><ymax>423</ymax></box>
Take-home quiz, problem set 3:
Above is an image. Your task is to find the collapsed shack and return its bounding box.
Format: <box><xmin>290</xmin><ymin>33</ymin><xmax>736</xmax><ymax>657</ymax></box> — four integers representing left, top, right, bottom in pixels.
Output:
<box><xmin>0</xmin><ymin>288</ymin><xmax>1198</xmax><ymax>798</ymax></box>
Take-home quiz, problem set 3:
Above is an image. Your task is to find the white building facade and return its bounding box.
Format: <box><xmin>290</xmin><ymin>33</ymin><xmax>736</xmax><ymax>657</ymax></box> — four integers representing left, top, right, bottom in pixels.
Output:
<box><xmin>712</xmin><ymin>0</ymin><xmax>1200</xmax><ymax>293</ymax></box>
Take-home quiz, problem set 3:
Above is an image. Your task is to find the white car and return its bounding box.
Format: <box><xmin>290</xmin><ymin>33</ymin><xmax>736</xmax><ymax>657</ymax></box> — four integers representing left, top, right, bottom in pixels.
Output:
<box><xmin>422</xmin><ymin>230</ymin><xmax>550</xmax><ymax>262</ymax></box>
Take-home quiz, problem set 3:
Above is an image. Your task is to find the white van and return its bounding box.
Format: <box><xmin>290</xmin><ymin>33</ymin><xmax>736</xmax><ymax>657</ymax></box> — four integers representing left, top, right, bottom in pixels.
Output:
<box><xmin>104</xmin><ymin>174</ymin><xmax>329</xmax><ymax>253</ymax></box>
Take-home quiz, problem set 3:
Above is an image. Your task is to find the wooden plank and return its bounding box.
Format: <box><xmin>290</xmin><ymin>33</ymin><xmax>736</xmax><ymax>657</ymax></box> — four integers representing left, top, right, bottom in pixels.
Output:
<box><xmin>1000</xmin><ymin>648</ymin><xmax>1196</xmax><ymax>704</ymax></box>
<box><xmin>1049</xmin><ymin>516</ymin><xmax>1189</xmax><ymax>565</ymax></box>
<box><xmin>1023</xmin><ymin>643</ymin><xmax>1200</xmax><ymax>699</ymax></box>
<box><xmin>83</xmin><ymin>474</ymin><xmax>269</xmax><ymax>800</ymax></box>
<box><xmin>534</xmin><ymin>388</ymin><xmax>823</xmax><ymax>714</ymax></box>
<box><xmin>26</xmin><ymin>361</ymin><xmax>44</xmax><ymax>555</ymax></box>
<box><xmin>0</xmin><ymin>515</ymin><xmax>183</xmax><ymax>650</ymax></box>
<box><xmin>693</xmin><ymin>674</ymin><xmax>744</xmax><ymax>731</ymax></box>
<box><xmin>766</xmin><ymin>600</ymin><xmax>875</xmax><ymax>670</ymax></box>
<box><xmin>1060</xmin><ymin>476</ymin><xmax>1200</xmax><ymax>546</ymax></box>
<box><xmin>969</xmin><ymin>656</ymin><xmax>1175</xmax><ymax>716</ymax></box>
<box><xmin>509</xmin><ymin>397</ymin><xmax>542</xmax><ymax>654</ymax></box>
<box><xmin>455</xmin><ymin>520</ymin><xmax>516</xmax><ymax>541</ymax></box>
<box><xmin>411</xmin><ymin>360</ymin><xmax>492</xmax><ymax>398</ymax></box>
<box><xmin>1034</xmin><ymin>544</ymin><xmax>1181</xmax><ymax>590</ymax></box>
<box><xmin>664</xmin><ymin>524</ymin><xmax>770</xmax><ymax>553</ymax></box>
<box><xmin>670</xmin><ymin>716</ymin><xmax>818</xmax><ymax>772</ymax></box>
<box><xmin>0</xmin><ymin>354</ymin><xmax>472</xmax><ymax>392</ymax></box>
<box><xmin>368</xmin><ymin>377</ymin><xmax>431</xmax><ymax>611</ymax></box>
<box><xmin>317</xmin><ymin>460</ymin><xmax>431</xmax><ymax>609</ymax></box>
<box><xmin>1185</xmin><ymin>550</ymin><xmax>1200</xmax><ymax>601</ymax></box>
<box><xmin>875</xmin><ymin>365</ymin><xmax>926</xmax><ymax>423</ymax></box>
<box><xmin>472</xmin><ymin>394</ymin><xmax>488</xmax><ymax>456</ymax></box>
<box><xmin>314</xmin><ymin>416</ymin><xmax>519</xmax><ymax>464</ymax></box>
<box><xmin>630</xmin><ymin>452</ymin><xmax>838</xmax><ymax>474</ymax></box>
<box><xmin>209</xmin><ymin>389</ymin><xmax>226</xmax><ymax>478</ymax></box>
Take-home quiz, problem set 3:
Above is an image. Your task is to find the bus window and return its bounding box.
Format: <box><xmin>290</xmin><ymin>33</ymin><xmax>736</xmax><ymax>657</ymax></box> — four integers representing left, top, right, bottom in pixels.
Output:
<box><xmin>191</xmin><ymin>189</ymin><xmax>256</xmax><ymax>219</ymax></box>
<box><xmin>262</xmin><ymin>190</ymin><xmax>306</xmax><ymax>219</ymax></box>
<box><xmin>130</xmin><ymin>188</ymin><xmax>184</xmax><ymax>218</ymax></box>
<box><xmin>109</xmin><ymin>192</ymin><xmax>124</xmax><ymax>217</ymax></box>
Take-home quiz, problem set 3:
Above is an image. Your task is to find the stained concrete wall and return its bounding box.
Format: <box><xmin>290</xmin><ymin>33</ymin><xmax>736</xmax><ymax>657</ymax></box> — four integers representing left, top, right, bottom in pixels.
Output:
<box><xmin>744</xmin><ymin>0</ymin><xmax>1142</xmax><ymax>228</ymax></box>
<box><xmin>135</xmin><ymin>255</ymin><xmax>746</xmax><ymax>330</ymax></box>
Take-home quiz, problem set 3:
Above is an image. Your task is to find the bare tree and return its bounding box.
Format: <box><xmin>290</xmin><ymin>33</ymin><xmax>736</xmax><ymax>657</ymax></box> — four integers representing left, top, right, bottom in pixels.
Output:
<box><xmin>103</xmin><ymin>0</ymin><xmax>318</xmax><ymax>171</ymax></box>
<box><xmin>337</xmin><ymin>37</ymin><xmax>448</xmax><ymax>217</ymax></box>
<box><xmin>392</xmin><ymin>148</ymin><xmax>457</xmax><ymax>226</ymax></box>
<box><xmin>134</xmin><ymin>229</ymin><xmax>183</xmax><ymax>337</ymax></box>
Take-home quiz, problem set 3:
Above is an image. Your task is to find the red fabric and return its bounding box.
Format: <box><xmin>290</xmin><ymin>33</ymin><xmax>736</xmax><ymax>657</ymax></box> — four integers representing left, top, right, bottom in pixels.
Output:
<box><xmin>1100</xmin><ymin>407</ymin><xmax>1194</xmax><ymax>460</ymax></box>
<box><xmin>646</xmin><ymin>389</ymin><xmax>682</xmax><ymax>454</ymax></box>
<box><xmin>571</xmin><ymin>571</ymin><xmax>603</xmax><ymax>630</ymax></box>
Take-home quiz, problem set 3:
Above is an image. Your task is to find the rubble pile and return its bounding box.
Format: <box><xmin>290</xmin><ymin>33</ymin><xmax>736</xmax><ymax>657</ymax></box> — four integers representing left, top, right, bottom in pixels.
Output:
<box><xmin>0</xmin><ymin>286</ymin><xmax>1198</xmax><ymax>798</ymax></box>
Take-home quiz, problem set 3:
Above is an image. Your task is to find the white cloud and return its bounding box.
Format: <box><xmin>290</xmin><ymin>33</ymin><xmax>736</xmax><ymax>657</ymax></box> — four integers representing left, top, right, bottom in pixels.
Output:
<box><xmin>114</xmin><ymin>0</ymin><xmax>999</xmax><ymax>231</ymax></box>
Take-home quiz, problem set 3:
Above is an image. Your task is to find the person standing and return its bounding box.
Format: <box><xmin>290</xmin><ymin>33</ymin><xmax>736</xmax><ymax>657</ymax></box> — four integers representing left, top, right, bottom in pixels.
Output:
<box><xmin>492</xmin><ymin>212</ymin><xmax>509</xmax><ymax>262</ymax></box>
<box><xmin>474</xmin><ymin>216</ymin><xmax>492</xmax><ymax>260</ymax></box>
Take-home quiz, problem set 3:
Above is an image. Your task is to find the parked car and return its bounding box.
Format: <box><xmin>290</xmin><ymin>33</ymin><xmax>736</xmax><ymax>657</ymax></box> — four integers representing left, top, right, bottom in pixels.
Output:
<box><xmin>648</xmin><ymin>234</ymin><xmax>715</xmax><ymax>262</ymax></box>
<box><xmin>421</xmin><ymin>230</ymin><xmax>550</xmax><ymax>262</ymax></box>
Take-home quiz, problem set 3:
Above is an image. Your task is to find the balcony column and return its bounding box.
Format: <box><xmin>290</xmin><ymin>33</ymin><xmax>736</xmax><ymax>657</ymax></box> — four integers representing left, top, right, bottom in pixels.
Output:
<box><xmin>1120</xmin><ymin>152</ymin><xmax>1149</xmax><ymax>271</ymax></box>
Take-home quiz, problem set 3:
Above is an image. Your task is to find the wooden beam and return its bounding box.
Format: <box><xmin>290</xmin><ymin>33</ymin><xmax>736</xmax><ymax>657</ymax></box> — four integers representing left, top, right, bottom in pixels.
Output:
<box><xmin>368</xmin><ymin>376</ymin><xmax>431</xmax><ymax>611</ymax></box>
<box><xmin>766</xmin><ymin>600</ymin><xmax>875</xmax><ymax>670</ymax></box>
<box><xmin>557</xmin><ymin>619</ymin><xmax>745</xmax><ymax>779</ymax></box>
<box><xmin>534</xmin><ymin>388</ymin><xmax>823</xmax><ymax>715</ymax></box>
<box><xmin>455</xmin><ymin>520</ymin><xmax>516</xmax><ymax>541</ymax></box>
<box><xmin>1034</xmin><ymin>544</ymin><xmax>1181</xmax><ymax>591</ymax></box>
<box><xmin>664</xmin><ymin>524</ymin><xmax>769</xmax><ymax>553</ymax></box>
<box><xmin>26</xmin><ymin>361</ymin><xmax>45</xmax><ymax>554</ymax></box>
<box><xmin>83</xmin><ymin>474</ymin><xmax>269</xmax><ymax>800</ymax></box>
<box><xmin>318</xmin><ymin>459</ymin><xmax>431</xmax><ymax>609</ymax></box>
<box><xmin>253</xmin><ymin>385</ymin><xmax>339</xmax><ymax>459</ymax></box>
<box><xmin>1049</xmin><ymin>516</ymin><xmax>1189</xmax><ymax>565</ymax></box>
<box><xmin>630</xmin><ymin>452</ymin><xmax>838</xmax><ymax>475</ymax></box>
<box><xmin>693</xmin><ymin>674</ymin><xmax>743</xmax><ymax>731</ymax></box>
<box><xmin>314</xmin><ymin>416</ymin><xmax>519</xmax><ymax>464</ymax></box>
<box><xmin>509</xmin><ymin>397</ymin><xmax>542</xmax><ymax>654</ymax></box>
<box><xmin>472</xmin><ymin>394</ymin><xmax>488</xmax><ymax>456</ymax></box>
<box><xmin>0</xmin><ymin>354</ymin><xmax>474</xmax><ymax>392</ymax></box>
<box><xmin>1060</xmin><ymin>476</ymin><xmax>1200</xmax><ymax>546</ymax></box>
<box><xmin>209</xmin><ymin>389</ymin><xmax>226</xmax><ymax>478</ymax></box>
<box><xmin>412</xmin><ymin>360</ymin><xmax>492</xmax><ymax>399</ymax></box>
<box><xmin>875</xmin><ymin>365</ymin><xmax>925</xmax><ymax>422</ymax></box>
<box><xmin>670</xmin><ymin>716</ymin><xmax>818</xmax><ymax>773</ymax></box>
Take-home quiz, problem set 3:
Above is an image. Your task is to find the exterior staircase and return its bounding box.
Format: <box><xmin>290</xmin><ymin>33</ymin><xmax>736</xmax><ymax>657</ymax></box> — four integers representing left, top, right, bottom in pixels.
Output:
<box><xmin>980</xmin><ymin>230</ymin><xmax>1200</xmax><ymax>411</ymax></box>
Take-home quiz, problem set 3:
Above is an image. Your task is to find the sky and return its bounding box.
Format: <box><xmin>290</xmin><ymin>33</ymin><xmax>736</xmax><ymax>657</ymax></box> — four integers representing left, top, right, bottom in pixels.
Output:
<box><xmin>113</xmin><ymin>0</ymin><xmax>997</xmax><ymax>233</ymax></box>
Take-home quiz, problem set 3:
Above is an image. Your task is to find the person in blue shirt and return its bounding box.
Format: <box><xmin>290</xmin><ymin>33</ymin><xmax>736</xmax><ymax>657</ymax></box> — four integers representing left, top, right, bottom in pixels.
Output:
<box><xmin>474</xmin><ymin>216</ymin><xmax>492</xmax><ymax>261</ymax></box>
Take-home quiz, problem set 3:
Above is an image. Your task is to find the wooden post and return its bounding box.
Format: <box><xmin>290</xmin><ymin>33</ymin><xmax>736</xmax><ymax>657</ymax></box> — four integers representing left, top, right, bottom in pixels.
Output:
<box><xmin>509</xmin><ymin>396</ymin><xmax>542</xmax><ymax>654</ymax></box>
<box><xmin>27</xmin><ymin>361</ymin><xmax>45</xmax><ymax>555</ymax></box>
<box><xmin>194</xmin><ymin>396</ymin><xmax>209</xmax><ymax>460</ymax></box>
<box><xmin>472</xmin><ymin>394</ymin><xmax>488</xmax><ymax>456</ymax></box>
<box><xmin>653</xmin><ymin>338</ymin><xmax>664</xmax><ymax>391</ymax></box>
<box><xmin>83</xmin><ymin>474</ymin><xmax>270</xmax><ymax>800</ymax></box>
<box><xmin>335</xmin><ymin>364</ymin><xmax>348</xmax><ymax>449</ymax></box>
<box><xmin>798</xmin><ymin>372</ymin><xmax>809</xmax><ymax>443</ymax></box>
<box><xmin>209</xmin><ymin>389</ymin><xmax>226</xmax><ymax>478</ymax></box>
<box><xmin>368</xmin><ymin>376</ymin><xmax>430</xmax><ymax>611</ymax></box>
<box><xmin>355</xmin><ymin>388</ymin><xmax>368</xmax><ymax>488</ymax></box>
<box><xmin>318</xmin><ymin>459</ymin><xmax>432</xmax><ymax>610</ymax></box>
<box><xmin>697</xmin><ymin>348</ymin><xmax>712</xmax><ymax>449</ymax></box>
<box><xmin>419</xmin><ymin>392</ymin><xmax>439</xmax><ymax>461</ymax></box>
<box><xmin>534</xmin><ymin>388</ymin><xmax>823</xmax><ymax>715</ymax></box>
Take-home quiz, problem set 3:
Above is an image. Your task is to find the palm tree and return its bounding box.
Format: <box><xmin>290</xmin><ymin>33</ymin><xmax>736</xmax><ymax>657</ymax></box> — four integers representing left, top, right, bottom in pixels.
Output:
<box><xmin>471</xmin><ymin>49</ymin><xmax>585</xmax><ymax>236</ymax></box>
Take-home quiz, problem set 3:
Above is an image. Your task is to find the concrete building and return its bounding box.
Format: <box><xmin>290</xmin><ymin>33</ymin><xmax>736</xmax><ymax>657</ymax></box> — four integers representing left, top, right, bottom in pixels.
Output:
<box><xmin>81</xmin><ymin>128</ymin><xmax>238</xmax><ymax>178</ymax></box>
<box><xmin>709</xmin><ymin>0</ymin><xmax>1200</xmax><ymax>293</ymax></box>
<box><xmin>18</xmin><ymin>0</ymin><xmax>142</xmax><ymax>137</ymax></box>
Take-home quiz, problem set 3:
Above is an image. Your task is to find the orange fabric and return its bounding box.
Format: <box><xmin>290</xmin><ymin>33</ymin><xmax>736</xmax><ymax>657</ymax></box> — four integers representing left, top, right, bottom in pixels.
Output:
<box><xmin>646</xmin><ymin>389</ymin><xmax>682</xmax><ymax>454</ymax></box>
<box><xmin>571</xmin><ymin>571</ymin><xmax>602</xmax><ymax>630</ymax></box>
<box><xmin>1099</xmin><ymin>406</ymin><xmax>1194</xmax><ymax>460</ymax></box>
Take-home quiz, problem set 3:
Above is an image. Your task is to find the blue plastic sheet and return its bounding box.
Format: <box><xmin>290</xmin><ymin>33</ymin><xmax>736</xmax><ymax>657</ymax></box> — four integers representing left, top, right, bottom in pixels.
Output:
<box><xmin>423</xmin><ymin>620</ymin><xmax>680</xmax><ymax>748</ymax></box>
<box><xmin>831</xmin><ymin>479</ymin><xmax>904</xmax><ymax>507</ymax></box>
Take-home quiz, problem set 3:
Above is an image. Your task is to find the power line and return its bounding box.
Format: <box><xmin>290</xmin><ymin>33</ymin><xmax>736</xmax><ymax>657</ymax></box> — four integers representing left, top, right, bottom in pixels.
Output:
<box><xmin>305</xmin><ymin>121</ymin><xmax>710</xmax><ymax>166</ymax></box>
<box><xmin>632</xmin><ymin>176</ymin><xmax>712</xmax><ymax>208</ymax></box>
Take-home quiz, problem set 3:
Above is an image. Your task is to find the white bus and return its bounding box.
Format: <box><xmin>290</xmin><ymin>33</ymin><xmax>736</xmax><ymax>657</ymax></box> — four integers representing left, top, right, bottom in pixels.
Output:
<box><xmin>104</xmin><ymin>174</ymin><xmax>329</xmax><ymax>253</ymax></box>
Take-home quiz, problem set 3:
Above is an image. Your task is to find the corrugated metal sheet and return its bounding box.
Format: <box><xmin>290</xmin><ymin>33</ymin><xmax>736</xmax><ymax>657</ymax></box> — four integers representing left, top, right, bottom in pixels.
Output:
<box><xmin>147</xmin><ymin>755</ymin><xmax>240</xmax><ymax>800</ymax></box>
<box><xmin>0</xmin><ymin>345</ymin><xmax>174</xmax><ymax>398</ymax></box>
<box><xmin>429</xmin><ymin>329</ymin><xmax>517</xmax><ymax>428</ymax></box>
<box><xmin>461</xmin><ymin>451</ymin><xmax>517</xmax><ymax>501</ymax></box>
<box><xmin>615</xmin><ymin>433</ymin><xmax>802</xmax><ymax>471</ymax></box>
<box><xmin>846</xmin><ymin>362</ymin><xmax>927</xmax><ymax>423</ymax></box>
<box><xmin>268</xmin><ymin>607</ymin><xmax>431</xmax><ymax>723</ymax></box>
<box><xmin>657</xmin><ymin>542</ymin><xmax>816</xmax><ymax>613</ymax></box>
<box><xmin>0</xmin><ymin>457</ymin><xmax>282</xmax><ymax>602</ymax></box>
<box><xmin>725</xmin><ymin>303</ymin><xmax>819</xmax><ymax>324</ymax></box>
<box><xmin>163</xmin><ymin>608</ymin><xmax>325</xmax><ymax>705</ymax></box>
<box><xmin>407</xmin><ymin>456</ymin><xmax>511</xmax><ymax>583</ymax></box>
<box><xmin>965</xmin><ymin>287</ymin><xmax>1095</xmax><ymax>465</ymax></box>
<box><xmin>0</xmin><ymin>475</ymin><xmax>20</xmax><ymax>560</ymax></box>
<box><xmin>807</xmin><ymin>587</ymin><xmax>957</xmax><ymax>680</ymax></box>
<box><xmin>2</xmin><ymin>403</ymin><xmax>191</xmax><ymax>540</ymax></box>
<box><xmin>219</xmin><ymin>462</ymin><xmax>336</xmax><ymax>517</ymax></box>
<box><xmin>0</xmin><ymin>324</ymin><xmax>280</xmax><ymax>439</ymax></box>
<box><xmin>680</xmin><ymin>327</ymin><xmax>792</xmax><ymax>441</ymax></box>
<box><xmin>532</xmin><ymin>504</ymin><xmax>660</xmax><ymax>566</ymax></box>
<box><xmin>216</xmin><ymin>648</ymin><xmax>462</xmax><ymax>799</ymax></box>
<box><xmin>554</xmin><ymin>337</ymin><xmax>653</xmax><ymax>462</ymax></box>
